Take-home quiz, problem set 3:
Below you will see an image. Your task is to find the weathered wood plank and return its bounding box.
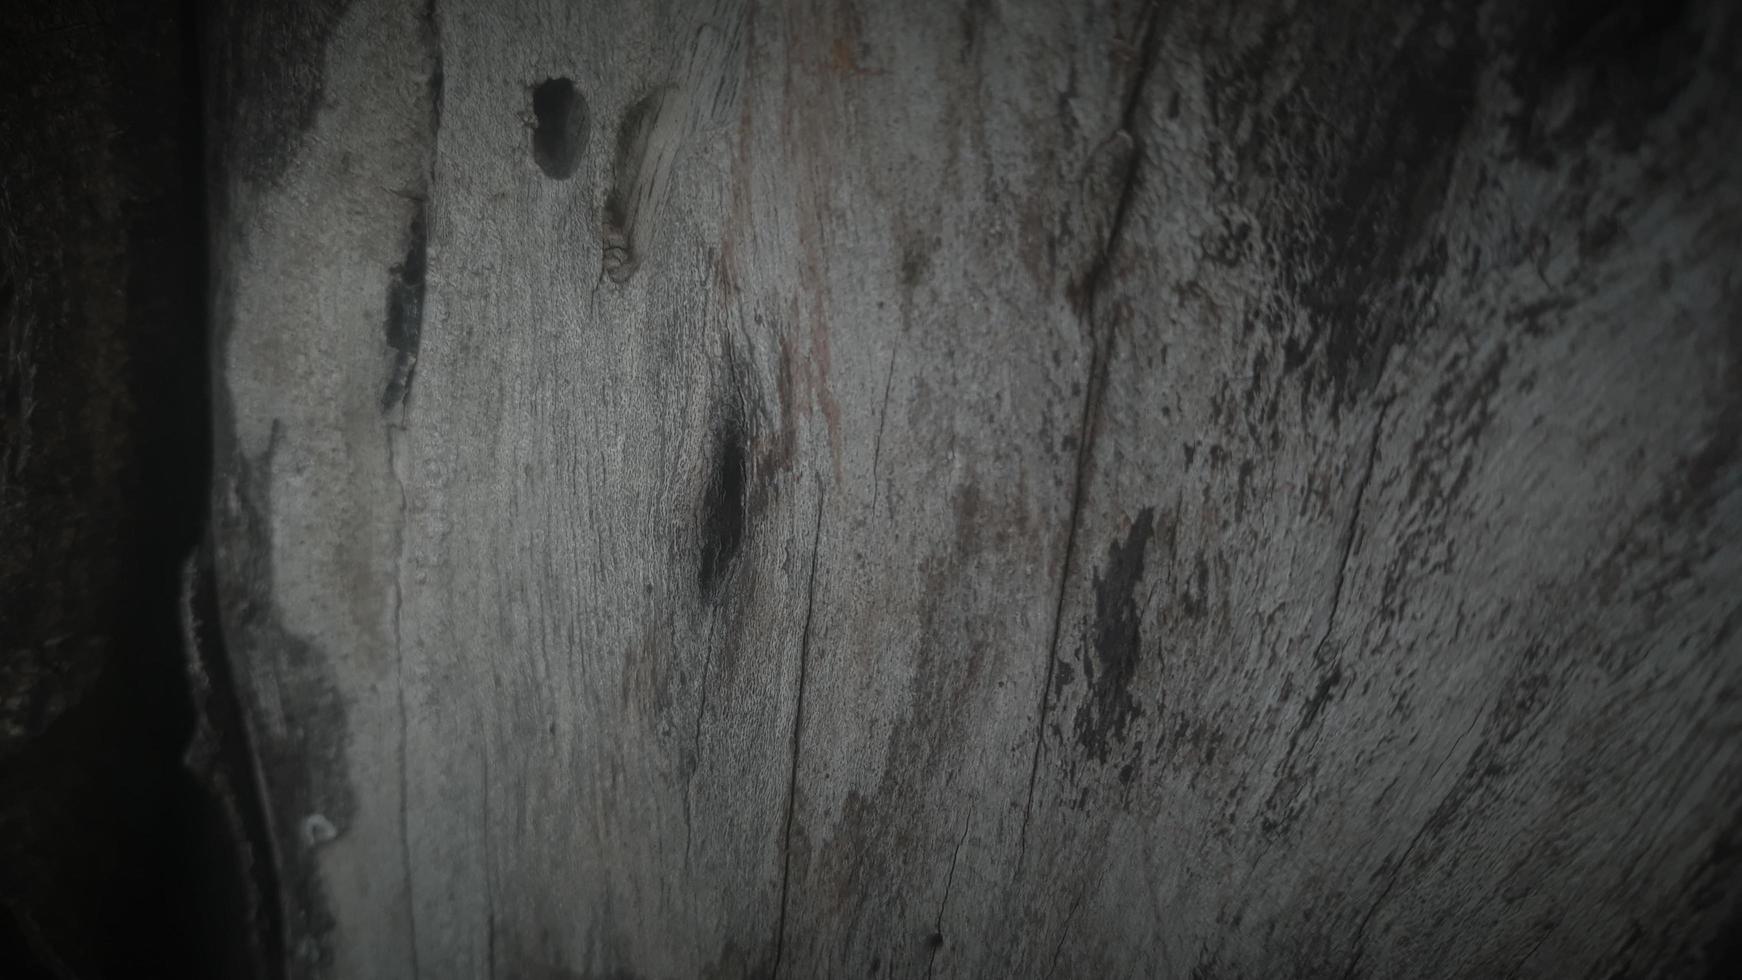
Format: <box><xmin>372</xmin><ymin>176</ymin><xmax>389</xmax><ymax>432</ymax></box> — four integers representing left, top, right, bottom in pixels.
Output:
<box><xmin>211</xmin><ymin>0</ymin><xmax>1742</xmax><ymax>977</ymax></box>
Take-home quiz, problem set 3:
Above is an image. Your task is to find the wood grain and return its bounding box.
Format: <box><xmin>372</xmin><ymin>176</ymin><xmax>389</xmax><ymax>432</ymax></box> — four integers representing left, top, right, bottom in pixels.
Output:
<box><xmin>211</xmin><ymin>0</ymin><xmax>1742</xmax><ymax>977</ymax></box>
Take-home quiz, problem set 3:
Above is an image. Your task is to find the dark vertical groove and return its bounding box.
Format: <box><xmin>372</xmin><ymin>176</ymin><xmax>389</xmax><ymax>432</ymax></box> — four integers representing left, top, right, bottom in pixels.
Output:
<box><xmin>1018</xmin><ymin>309</ymin><xmax>1114</xmax><ymax>861</ymax></box>
<box><xmin>924</xmin><ymin>812</ymin><xmax>972</xmax><ymax>980</ymax></box>
<box><xmin>1041</xmin><ymin>888</ymin><xmax>1087</xmax><ymax>980</ymax></box>
<box><xmin>1311</xmin><ymin>398</ymin><xmax>1391</xmax><ymax>666</ymax></box>
<box><xmin>380</xmin><ymin>206</ymin><xmax>428</xmax><ymax>412</ymax></box>
<box><xmin>1017</xmin><ymin>0</ymin><xmax>1163</xmax><ymax>866</ymax></box>
<box><xmin>1265</xmin><ymin>397</ymin><xmax>1392</xmax><ymax>790</ymax></box>
<box><xmin>698</xmin><ymin>419</ymin><xmax>749</xmax><ymax>595</ymax></box>
<box><xmin>480</xmin><ymin>741</ymin><xmax>496</xmax><ymax>980</ymax></box>
<box><xmin>1337</xmin><ymin>711</ymin><xmax>1482</xmax><ymax>980</ymax></box>
<box><xmin>870</xmin><ymin>345</ymin><xmax>897</xmax><ymax>520</ymax></box>
<box><xmin>392</xmin><ymin>5</ymin><xmax>442</xmax><ymax>975</ymax></box>
<box><xmin>771</xmin><ymin>487</ymin><xmax>826</xmax><ymax>980</ymax></box>
<box><xmin>685</xmin><ymin>608</ymin><xmax>720</xmax><ymax>867</ymax></box>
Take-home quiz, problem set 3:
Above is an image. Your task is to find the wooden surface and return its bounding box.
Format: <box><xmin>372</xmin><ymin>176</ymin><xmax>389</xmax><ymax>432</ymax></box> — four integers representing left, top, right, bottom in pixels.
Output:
<box><xmin>210</xmin><ymin>0</ymin><xmax>1742</xmax><ymax>976</ymax></box>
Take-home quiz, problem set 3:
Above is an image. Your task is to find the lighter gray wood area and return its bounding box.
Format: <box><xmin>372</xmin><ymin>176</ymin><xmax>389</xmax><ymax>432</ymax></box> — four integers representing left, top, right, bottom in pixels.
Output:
<box><xmin>213</xmin><ymin>0</ymin><xmax>1742</xmax><ymax>977</ymax></box>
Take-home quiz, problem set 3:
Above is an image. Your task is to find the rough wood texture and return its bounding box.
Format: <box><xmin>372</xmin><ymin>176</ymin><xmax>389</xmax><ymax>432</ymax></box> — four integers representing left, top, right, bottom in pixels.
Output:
<box><xmin>211</xmin><ymin>0</ymin><xmax>1742</xmax><ymax>977</ymax></box>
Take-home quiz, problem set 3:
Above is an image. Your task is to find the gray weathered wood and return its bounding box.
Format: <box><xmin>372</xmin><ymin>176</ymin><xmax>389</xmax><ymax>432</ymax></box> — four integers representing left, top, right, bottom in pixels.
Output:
<box><xmin>211</xmin><ymin>0</ymin><xmax>1742</xmax><ymax>976</ymax></box>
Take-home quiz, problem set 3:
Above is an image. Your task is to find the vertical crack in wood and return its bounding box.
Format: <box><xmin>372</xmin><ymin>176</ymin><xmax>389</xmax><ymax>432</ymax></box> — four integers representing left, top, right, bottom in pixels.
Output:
<box><xmin>924</xmin><ymin>810</ymin><xmax>973</xmax><ymax>980</ymax></box>
<box><xmin>698</xmin><ymin>333</ymin><xmax>752</xmax><ymax>597</ymax></box>
<box><xmin>1337</xmin><ymin>710</ymin><xmax>1482</xmax><ymax>980</ymax></box>
<box><xmin>870</xmin><ymin>345</ymin><xmax>898</xmax><ymax>521</ymax></box>
<box><xmin>379</xmin><ymin>205</ymin><xmax>426</xmax><ymax>413</ymax></box>
<box><xmin>1273</xmin><ymin>397</ymin><xmax>1392</xmax><ymax>776</ymax></box>
<box><xmin>388</xmin><ymin>4</ymin><xmax>442</xmax><ymax>976</ymax></box>
<box><xmin>772</xmin><ymin>486</ymin><xmax>826</xmax><ymax>979</ymax></box>
<box><xmin>1018</xmin><ymin>0</ymin><xmax>1162</xmax><ymax>868</ymax></box>
<box><xmin>421</xmin><ymin>0</ymin><xmax>442</xmax><ymax>131</ymax></box>
<box><xmin>1018</xmin><ymin>326</ymin><xmax>1111</xmax><ymax>863</ymax></box>
<box><xmin>1141</xmin><ymin>847</ymin><xmax>1180</xmax><ymax>980</ymax></box>
<box><xmin>1042</xmin><ymin>886</ymin><xmax>1089</xmax><ymax>980</ymax></box>
<box><xmin>685</xmin><ymin>608</ymin><xmax>721</xmax><ymax>868</ymax></box>
<box><xmin>1311</xmin><ymin>398</ymin><xmax>1391</xmax><ymax>668</ymax></box>
<box><xmin>1508</xmin><ymin>930</ymin><xmax>1553</xmax><ymax>980</ymax></box>
<box><xmin>382</xmin><ymin>0</ymin><xmax>444</xmax><ymax>414</ymax></box>
<box><xmin>1224</xmin><ymin>399</ymin><xmax>1394</xmax><ymax>952</ymax></box>
<box><xmin>480</xmin><ymin>740</ymin><xmax>496</xmax><ymax>980</ymax></box>
<box><xmin>387</xmin><ymin>422</ymin><xmax>421</xmax><ymax>980</ymax></box>
<box><xmin>1041</xmin><ymin>861</ymin><xmax>1112</xmax><ymax>977</ymax></box>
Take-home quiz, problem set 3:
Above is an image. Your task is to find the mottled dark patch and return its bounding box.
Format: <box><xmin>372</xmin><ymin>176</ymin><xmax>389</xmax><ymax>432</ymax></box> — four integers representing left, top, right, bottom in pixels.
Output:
<box><xmin>958</xmin><ymin>0</ymin><xmax>995</xmax><ymax>61</ymax></box>
<box><xmin>1500</xmin><ymin>0</ymin><xmax>1705</xmax><ymax>167</ymax></box>
<box><xmin>531</xmin><ymin>77</ymin><xmax>589</xmax><ymax>180</ymax></box>
<box><xmin>899</xmin><ymin>234</ymin><xmax>935</xmax><ymax>290</ymax></box>
<box><xmin>682</xmin><ymin>338</ymin><xmax>784</xmax><ymax>786</ymax></box>
<box><xmin>1666</xmin><ymin>329</ymin><xmax>1742</xmax><ymax>525</ymax></box>
<box><xmin>1212</xmin><ymin>4</ymin><xmax>1480</xmax><ymax>416</ymax></box>
<box><xmin>422</xmin><ymin>0</ymin><xmax>443</xmax><ymax>132</ymax></box>
<box><xmin>1490</xmin><ymin>646</ymin><xmax>1558</xmax><ymax>747</ymax></box>
<box><xmin>498</xmin><ymin>921</ymin><xmax>587</xmax><ymax>979</ymax></box>
<box><xmin>1578</xmin><ymin>213</ymin><xmax>1622</xmax><ymax>261</ymax></box>
<box><xmin>793</xmin><ymin>474</ymin><xmax>1036</xmax><ymax>976</ymax></box>
<box><xmin>1072</xmin><ymin>508</ymin><xmax>1156</xmax><ymax>764</ymax></box>
<box><xmin>381</xmin><ymin>203</ymin><xmax>427</xmax><ymax>412</ymax></box>
<box><xmin>1582</xmin><ymin>329</ymin><xmax>1742</xmax><ymax>676</ymax></box>
<box><xmin>1402</xmin><ymin>342</ymin><xmax>1509</xmax><ymax>511</ymax></box>
<box><xmin>1691</xmin><ymin>815</ymin><xmax>1742</xmax><ymax>977</ymax></box>
<box><xmin>697</xmin><ymin>413</ymin><xmax>749</xmax><ymax>597</ymax></box>
<box><xmin>1234</xmin><ymin>457</ymin><xmax>1256</xmax><ymax>521</ymax></box>
<box><xmin>1167</xmin><ymin>715</ymin><xmax>1227</xmax><ymax>775</ymax></box>
<box><xmin>1052</xmin><ymin>659</ymin><xmax>1076</xmax><ymax>696</ymax></box>
<box><xmin>1203</xmin><ymin>217</ymin><xmax>1253</xmax><ymax>268</ymax></box>
<box><xmin>699</xmin><ymin>941</ymin><xmax>761</xmax><ymax>980</ymax></box>
<box><xmin>427</xmin><ymin>61</ymin><xmax>444</xmax><ymax>135</ymax></box>
<box><xmin>1506</xmin><ymin>294</ymin><xmax>1577</xmax><ymax>337</ymax></box>
<box><xmin>207</xmin><ymin>0</ymin><xmax>351</xmax><ymax>188</ymax></box>
<box><xmin>1258</xmin><ymin>662</ymin><xmax>1344</xmax><ymax>837</ymax></box>
<box><xmin>1064</xmin><ymin>130</ymin><xmax>1140</xmax><ymax>316</ymax></box>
